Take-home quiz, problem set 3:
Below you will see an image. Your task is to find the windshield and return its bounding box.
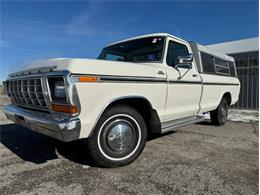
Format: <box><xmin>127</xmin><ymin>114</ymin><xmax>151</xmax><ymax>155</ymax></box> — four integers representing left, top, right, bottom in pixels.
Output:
<box><xmin>98</xmin><ymin>36</ymin><xmax>165</xmax><ymax>63</ymax></box>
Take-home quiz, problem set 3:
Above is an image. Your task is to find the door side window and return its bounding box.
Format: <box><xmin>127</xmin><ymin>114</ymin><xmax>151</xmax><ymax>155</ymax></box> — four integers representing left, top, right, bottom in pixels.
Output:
<box><xmin>166</xmin><ymin>41</ymin><xmax>189</xmax><ymax>67</ymax></box>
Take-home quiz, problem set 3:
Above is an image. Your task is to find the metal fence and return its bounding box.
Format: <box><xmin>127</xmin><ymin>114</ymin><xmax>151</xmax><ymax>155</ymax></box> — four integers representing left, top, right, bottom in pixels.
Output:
<box><xmin>232</xmin><ymin>52</ymin><xmax>259</xmax><ymax>110</ymax></box>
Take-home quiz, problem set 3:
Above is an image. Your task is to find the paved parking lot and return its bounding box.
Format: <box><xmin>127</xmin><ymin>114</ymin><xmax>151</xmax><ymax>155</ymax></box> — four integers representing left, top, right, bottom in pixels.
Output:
<box><xmin>0</xmin><ymin>119</ymin><xmax>258</xmax><ymax>195</ymax></box>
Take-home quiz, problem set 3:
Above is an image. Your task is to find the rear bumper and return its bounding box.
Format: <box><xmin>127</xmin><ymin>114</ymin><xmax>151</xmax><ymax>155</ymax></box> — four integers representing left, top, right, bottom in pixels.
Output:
<box><xmin>4</xmin><ymin>104</ymin><xmax>81</xmax><ymax>142</ymax></box>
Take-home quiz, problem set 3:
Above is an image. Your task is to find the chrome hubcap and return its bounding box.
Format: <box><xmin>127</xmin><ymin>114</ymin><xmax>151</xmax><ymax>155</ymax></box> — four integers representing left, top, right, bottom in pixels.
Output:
<box><xmin>106</xmin><ymin>120</ymin><xmax>133</xmax><ymax>152</ymax></box>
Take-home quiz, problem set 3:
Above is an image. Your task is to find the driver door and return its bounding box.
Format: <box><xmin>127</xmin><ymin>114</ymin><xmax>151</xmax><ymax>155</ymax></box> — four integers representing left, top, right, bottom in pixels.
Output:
<box><xmin>164</xmin><ymin>39</ymin><xmax>202</xmax><ymax>121</ymax></box>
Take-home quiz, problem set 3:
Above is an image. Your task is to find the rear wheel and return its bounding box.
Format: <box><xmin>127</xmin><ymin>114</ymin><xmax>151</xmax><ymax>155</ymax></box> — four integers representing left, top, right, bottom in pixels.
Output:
<box><xmin>88</xmin><ymin>105</ymin><xmax>147</xmax><ymax>167</ymax></box>
<box><xmin>210</xmin><ymin>97</ymin><xmax>229</xmax><ymax>126</ymax></box>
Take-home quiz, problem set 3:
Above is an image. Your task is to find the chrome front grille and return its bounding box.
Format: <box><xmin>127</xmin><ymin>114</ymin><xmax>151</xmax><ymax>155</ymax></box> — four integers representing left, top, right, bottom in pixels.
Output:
<box><xmin>6</xmin><ymin>77</ymin><xmax>47</xmax><ymax>109</ymax></box>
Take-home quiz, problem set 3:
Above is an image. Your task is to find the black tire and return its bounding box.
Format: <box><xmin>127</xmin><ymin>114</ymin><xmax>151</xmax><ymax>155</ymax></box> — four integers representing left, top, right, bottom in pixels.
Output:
<box><xmin>88</xmin><ymin>105</ymin><xmax>147</xmax><ymax>167</ymax></box>
<box><xmin>210</xmin><ymin>97</ymin><xmax>229</xmax><ymax>126</ymax></box>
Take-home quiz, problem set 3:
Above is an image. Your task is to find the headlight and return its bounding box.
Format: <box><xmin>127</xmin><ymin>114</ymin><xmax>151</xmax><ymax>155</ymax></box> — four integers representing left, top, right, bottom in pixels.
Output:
<box><xmin>48</xmin><ymin>77</ymin><xmax>67</xmax><ymax>103</ymax></box>
<box><xmin>54</xmin><ymin>80</ymin><xmax>66</xmax><ymax>98</ymax></box>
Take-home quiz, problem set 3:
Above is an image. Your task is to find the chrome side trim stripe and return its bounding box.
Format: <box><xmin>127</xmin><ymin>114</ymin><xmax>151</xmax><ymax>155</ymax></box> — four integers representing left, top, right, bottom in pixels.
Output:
<box><xmin>72</xmin><ymin>74</ymin><xmax>239</xmax><ymax>86</ymax></box>
<box><xmin>203</xmin><ymin>82</ymin><xmax>239</xmax><ymax>86</ymax></box>
<box><xmin>168</xmin><ymin>80</ymin><xmax>202</xmax><ymax>84</ymax></box>
<box><xmin>100</xmin><ymin>75</ymin><xmax>166</xmax><ymax>83</ymax></box>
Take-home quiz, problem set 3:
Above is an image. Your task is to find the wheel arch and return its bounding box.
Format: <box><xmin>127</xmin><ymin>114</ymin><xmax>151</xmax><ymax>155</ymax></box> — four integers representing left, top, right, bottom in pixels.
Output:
<box><xmin>90</xmin><ymin>96</ymin><xmax>162</xmax><ymax>136</ymax></box>
<box><xmin>222</xmin><ymin>92</ymin><xmax>232</xmax><ymax>106</ymax></box>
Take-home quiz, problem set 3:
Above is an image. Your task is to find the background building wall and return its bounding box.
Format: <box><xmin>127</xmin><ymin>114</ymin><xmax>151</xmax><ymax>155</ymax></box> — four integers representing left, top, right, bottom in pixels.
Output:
<box><xmin>231</xmin><ymin>51</ymin><xmax>259</xmax><ymax>110</ymax></box>
<box><xmin>207</xmin><ymin>37</ymin><xmax>259</xmax><ymax>110</ymax></box>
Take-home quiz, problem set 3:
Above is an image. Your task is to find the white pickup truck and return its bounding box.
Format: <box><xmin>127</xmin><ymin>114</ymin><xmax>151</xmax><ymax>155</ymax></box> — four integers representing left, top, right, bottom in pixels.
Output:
<box><xmin>4</xmin><ymin>33</ymin><xmax>240</xmax><ymax>167</ymax></box>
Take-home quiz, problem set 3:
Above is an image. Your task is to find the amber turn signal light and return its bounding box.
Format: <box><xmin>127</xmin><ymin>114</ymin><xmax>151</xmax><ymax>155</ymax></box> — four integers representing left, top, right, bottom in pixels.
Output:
<box><xmin>79</xmin><ymin>76</ymin><xmax>98</xmax><ymax>82</ymax></box>
<box><xmin>51</xmin><ymin>104</ymin><xmax>78</xmax><ymax>114</ymax></box>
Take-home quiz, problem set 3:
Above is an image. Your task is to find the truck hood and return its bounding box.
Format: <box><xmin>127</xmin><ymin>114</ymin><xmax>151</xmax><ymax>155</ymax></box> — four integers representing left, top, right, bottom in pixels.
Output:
<box><xmin>9</xmin><ymin>58</ymin><xmax>164</xmax><ymax>78</ymax></box>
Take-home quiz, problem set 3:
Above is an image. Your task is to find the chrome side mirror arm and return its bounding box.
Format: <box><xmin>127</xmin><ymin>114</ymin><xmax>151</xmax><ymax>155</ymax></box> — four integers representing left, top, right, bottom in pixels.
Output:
<box><xmin>174</xmin><ymin>67</ymin><xmax>182</xmax><ymax>80</ymax></box>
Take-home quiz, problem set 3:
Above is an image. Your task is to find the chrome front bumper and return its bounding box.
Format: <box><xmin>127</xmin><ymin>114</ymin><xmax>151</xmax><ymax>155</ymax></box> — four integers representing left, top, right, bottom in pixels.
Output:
<box><xmin>4</xmin><ymin>104</ymin><xmax>81</xmax><ymax>142</ymax></box>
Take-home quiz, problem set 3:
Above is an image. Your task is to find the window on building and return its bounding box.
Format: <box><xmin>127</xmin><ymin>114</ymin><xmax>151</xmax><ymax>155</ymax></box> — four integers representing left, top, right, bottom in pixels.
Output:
<box><xmin>166</xmin><ymin>41</ymin><xmax>189</xmax><ymax>67</ymax></box>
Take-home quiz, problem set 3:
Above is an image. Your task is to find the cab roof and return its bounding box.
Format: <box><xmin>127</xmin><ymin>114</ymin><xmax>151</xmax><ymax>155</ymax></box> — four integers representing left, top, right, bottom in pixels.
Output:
<box><xmin>106</xmin><ymin>33</ymin><xmax>187</xmax><ymax>47</ymax></box>
<box><xmin>106</xmin><ymin>32</ymin><xmax>234</xmax><ymax>62</ymax></box>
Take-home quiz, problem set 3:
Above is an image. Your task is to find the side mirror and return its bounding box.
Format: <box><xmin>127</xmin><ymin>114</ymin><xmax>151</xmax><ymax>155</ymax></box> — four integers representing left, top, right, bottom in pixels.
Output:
<box><xmin>178</xmin><ymin>54</ymin><xmax>193</xmax><ymax>64</ymax></box>
<box><xmin>176</xmin><ymin>54</ymin><xmax>193</xmax><ymax>69</ymax></box>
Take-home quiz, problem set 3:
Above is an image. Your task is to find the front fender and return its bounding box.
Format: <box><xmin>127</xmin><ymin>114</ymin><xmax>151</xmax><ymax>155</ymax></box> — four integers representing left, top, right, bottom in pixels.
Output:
<box><xmin>74</xmin><ymin>82</ymin><xmax>167</xmax><ymax>138</ymax></box>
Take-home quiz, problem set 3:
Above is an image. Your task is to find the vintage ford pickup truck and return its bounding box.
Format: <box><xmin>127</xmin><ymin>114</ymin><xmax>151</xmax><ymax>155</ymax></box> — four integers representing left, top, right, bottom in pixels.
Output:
<box><xmin>4</xmin><ymin>33</ymin><xmax>240</xmax><ymax>167</ymax></box>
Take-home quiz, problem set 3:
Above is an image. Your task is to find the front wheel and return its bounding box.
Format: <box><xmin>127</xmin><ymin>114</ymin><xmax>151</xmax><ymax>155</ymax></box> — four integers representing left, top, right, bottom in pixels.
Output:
<box><xmin>210</xmin><ymin>97</ymin><xmax>229</xmax><ymax>126</ymax></box>
<box><xmin>88</xmin><ymin>105</ymin><xmax>147</xmax><ymax>167</ymax></box>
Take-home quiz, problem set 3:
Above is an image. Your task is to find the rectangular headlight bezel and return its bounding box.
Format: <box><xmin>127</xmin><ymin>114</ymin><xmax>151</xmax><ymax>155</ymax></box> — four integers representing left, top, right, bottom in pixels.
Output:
<box><xmin>47</xmin><ymin>76</ymin><xmax>68</xmax><ymax>104</ymax></box>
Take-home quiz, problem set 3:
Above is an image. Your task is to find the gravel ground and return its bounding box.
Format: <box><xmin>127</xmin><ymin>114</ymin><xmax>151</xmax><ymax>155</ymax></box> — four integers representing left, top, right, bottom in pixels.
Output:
<box><xmin>0</xmin><ymin>119</ymin><xmax>258</xmax><ymax>195</ymax></box>
<box><xmin>228</xmin><ymin>109</ymin><xmax>259</xmax><ymax>123</ymax></box>
<box><xmin>0</xmin><ymin>96</ymin><xmax>10</xmax><ymax>122</ymax></box>
<box><xmin>0</xmin><ymin>95</ymin><xmax>258</xmax><ymax>194</ymax></box>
